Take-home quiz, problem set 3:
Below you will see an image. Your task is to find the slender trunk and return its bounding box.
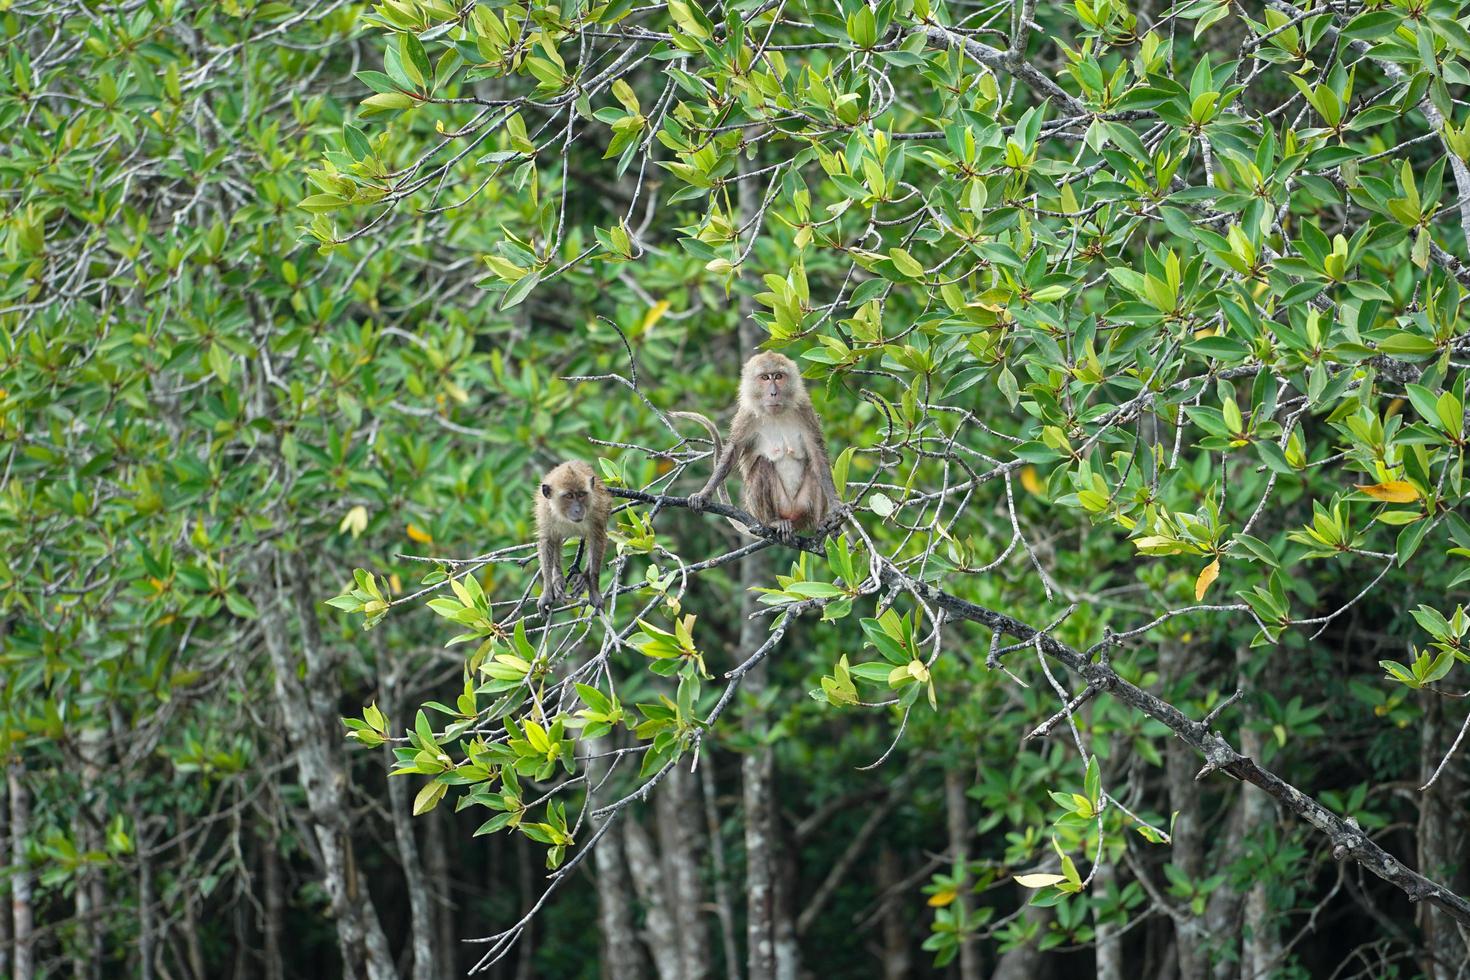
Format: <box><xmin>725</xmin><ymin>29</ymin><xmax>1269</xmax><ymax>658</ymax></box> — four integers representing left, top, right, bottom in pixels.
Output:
<box><xmin>1161</xmin><ymin>643</ymin><xmax>1208</xmax><ymax>980</ymax></box>
<box><xmin>624</xmin><ymin>815</ymin><xmax>681</xmax><ymax>979</ymax></box>
<box><xmin>876</xmin><ymin>846</ymin><xmax>910</xmax><ymax>980</ymax></box>
<box><xmin>1418</xmin><ymin>692</ymin><xmax>1468</xmax><ymax>980</ymax></box>
<box><xmin>181</xmin><ymin>831</ymin><xmax>207</xmax><ymax>980</ymax></box>
<box><xmin>701</xmin><ymin>762</ymin><xmax>742</xmax><ymax>980</ymax></box>
<box><xmin>945</xmin><ymin>769</ymin><xmax>981</xmax><ymax>980</ymax></box>
<box><xmin>656</xmin><ymin>766</ymin><xmax>710</xmax><ymax>979</ymax></box>
<box><xmin>9</xmin><ymin>761</ymin><xmax>33</xmax><ymax>980</ymax></box>
<box><xmin>381</xmin><ymin>662</ymin><xmax>438</xmax><ymax>980</ymax></box>
<box><xmin>990</xmin><ymin>899</ymin><xmax>1052</xmax><ymax>980</ymax></box>
<box><xmin>252</xmin><ymin>551</ymin><xmax>396</xmax><ymax>980</ymax></box>
<box><xmin>587</xmin><ymin>743</ymin><xmax>643</xmax><ymax>980</ymax></box>
<box><xmin>1237</xmin><ymin>648</ymin><xmax>1276</xmax><ymax>980</ymax></box>
<box><xmin>740</xmin><ymin>554</ymin><xmax>777</xmax><ymax>980</ymax></box>
<box><xmin>515</xmin><ymin>836</ymin><xmax>534</xmax><ymax>980</ymax></box>
<box><xmin>0</xmin><ymin>767</ymin><xmax>10</xmax><ymax>980</ymax></box>
<box><xmin>262</xmin><ymin>831</ymin><xmax>285</xmax><ymax>980</ymax></box>
<box><xmin>1094</xmin><ymin>858</ymin><xmax>1123</xmax><ymax>980</ymax></box>
<box><xmin>425</xmin><ymin>804</ymin><xmax>457</xmax><ymax>979</ymax></box>
<box><xmin>773</xmin><ymin>818</ymin><xmax>800</xmax><ymax>980</ymax></box>
<box><xmin>75</xmin><ymin>682</ymin><xmax>106</xmax><ymax>980</ymax></box>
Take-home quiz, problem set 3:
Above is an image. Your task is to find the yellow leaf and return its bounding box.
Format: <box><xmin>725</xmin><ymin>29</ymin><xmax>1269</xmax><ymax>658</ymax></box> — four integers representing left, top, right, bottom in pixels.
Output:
<box><xmin>927</xmin><ymin>889</ymin><xmax>957</xmax><ymax>907</ymax></box>
<box><xmin>407</xmin><ymin>522</ymin><xmax>434</xmax><ymax>544</ymax></box>
<box><xmin>1194</xmin><ymin>557</ymin><xmax>1220</xmax><ymax>601</ymax></box>
<box><xmin>1013</xmin><ymin>872</ymin><xmax>1067</xmax><ymax>889</ymax></box>
<box><xmin>339</xmin><ymin>505</ymin><xmax>368</xmax><ymax>538</ymax></box>
<box><xmin>1019</xmin><ymin>465</ymin><xmax>1043</xmax><ymax>495</ymax></box>
<box><xmin>1356</xmin><ymin>480</ymin><xmax>1419</xmax><ymax>503</ymax></box>
<box><xmin>641</xmin><ymin>299</ymin><xmax>670</xmax><ymax>334</ymax></box>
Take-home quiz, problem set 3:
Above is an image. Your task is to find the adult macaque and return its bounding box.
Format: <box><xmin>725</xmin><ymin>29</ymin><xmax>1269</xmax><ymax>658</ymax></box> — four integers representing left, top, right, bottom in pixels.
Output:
<box><xmin>686</xmin><ymin>351</ymin><xmax>844</xmax><ymax>541</ymax></box>
<box><xmin>534</xmin><ymin>460</ymin><xmax>611</xmax><ymax>614</ymax></box>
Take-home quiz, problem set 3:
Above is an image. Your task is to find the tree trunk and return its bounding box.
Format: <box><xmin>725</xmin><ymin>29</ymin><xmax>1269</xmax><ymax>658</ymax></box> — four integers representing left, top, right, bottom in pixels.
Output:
<box><xmin>0</xmin><ymin>766</ymin><xmax>10</xmax><ymax>980</ymax></box>
<box><xmin>262</xmin><ymin>830</ymin><xmax>285</xmax><ymax>980</ymax></box>
<box><xmin>1236</xmin><ymin>648</ymin><xmax>1276</xmax><ymax>980</ymax></box>
<box><xmin>701</xmin><ymin>763</ymin><xmax>742</xmax><ymax>980</ymax></box>
<box><xmin>1094</xmin><ymin>857</ymin><xmax>1123</xmax><ymax>980</ymax></box>
<box><xmin>877</xmin><ymin>845</ymin><xmax>911</xmax><ymax>980</ymax></box>
<box><xmin>990</xmin><ymin>898</ymin><xmax>1051</xmax><ymax>980</ymax></box>
<box><xmin>9</xmin><ymin>761</ymin><xmax>33</xmax><ymax>980</ymax></box>
<box><xmin>184</xmin><ymin>867</ymin><xmax>208</xmax><ymax>977</ymax></box>
<box><xmin>74</xmin><ymin>689</ymin><xmax>106</xmax><ymax>980</ymax></box>
<box><xmin>773</xmin><ymin>818</ymin><xmax>800</xmax><ymax>980</ymax></box>
<box><xmin>425</xmin><ymin>804</ymin><xmax>457</xmax><ymax>979</ymax></box>
<box><xmin>624</xmin><ymin>814</ymin><xmax>681</xmax><ymax>980</ymax></box>
<box><xmin>1161</xmin><ymin>643</ymin><xmax>1208</xmax><ymax>980</ymax></box>
<box><xmin>515</xmin><ymin>835</ymin><xmax>534</xmax><ymax>980</ymax></box>
<box><xmin>587</xmin><ymin>742</ymin><xmax>643</xmax><ymax>980</ymax></box>
<box><xmin>1418</xmin><ymin>692</ymin><xmax>1468</xmax><ymax>980</ymax></box>
<box><xmin>740</xmin><ymin>552</ymin><xmax>778</xmax><ymax>980</ymax></box>
<box><xmin>945</xmin><ymin>768</ymin><xmax>981</xmax><ymax>980</ymax></box>
<box><xmin>253</xmin><ymin>551</ymin><xmax>396</xmax><ymax>980</ymax></box>
<box><xmin>381</xmin><ymin>661</ymin><xmax>439</xmax><ymax>980</ymax></box>
<box><xmin>656</xmin><ymin>766</ymin><xmax>710</xmax><ymax>979</ymax></box>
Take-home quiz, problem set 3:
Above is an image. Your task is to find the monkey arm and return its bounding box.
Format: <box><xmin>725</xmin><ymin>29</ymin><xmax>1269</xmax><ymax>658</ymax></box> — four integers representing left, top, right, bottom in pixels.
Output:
<box><xmin>689</xmin><ymin>440</ymin><xmax>737</xmax><ymax>509</ymax></box>
<box><xmin>536</xmin><ymin>535</ymin><xmax>564</xmax><ymax>612</ymax></box>
<box><xmin>583</xmin><ymin>532</ymin><xmax>606</xmax><ymax>609</ymax></box>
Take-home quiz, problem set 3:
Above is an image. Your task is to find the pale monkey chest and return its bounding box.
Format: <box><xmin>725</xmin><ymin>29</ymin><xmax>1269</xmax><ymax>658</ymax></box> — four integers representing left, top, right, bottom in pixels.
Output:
<box><xmin>753</xmin><ymin>420</ymin><xmax>809</xmax><ymax>500</ymax></box>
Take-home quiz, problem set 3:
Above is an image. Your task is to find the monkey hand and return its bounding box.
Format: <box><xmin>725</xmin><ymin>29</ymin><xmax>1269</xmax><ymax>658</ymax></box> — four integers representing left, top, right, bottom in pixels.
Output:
<box><xmin>770</xmin><ymin>518</ymin><xmax>796</xmax><ymax>543</ymax></box>
<box><xmin>537</xmin><ymin>580</ymin><xmax>564</xmax><ymax>615</ymax></box>
<box><xmin>687</xmin><ymin>491</ymin><xmax>710</xmax><ymax>512</ymax></box>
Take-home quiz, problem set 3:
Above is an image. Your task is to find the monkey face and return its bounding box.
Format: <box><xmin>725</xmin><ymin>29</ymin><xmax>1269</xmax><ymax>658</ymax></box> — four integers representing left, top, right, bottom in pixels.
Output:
<box><xmin>744</xmin><ymin>353</ymin><xmax>801</xmax><ymax>413</ymax></box>
<box><xmin>558</xmin><ymin>489</ymin><xmax>590</xmax><ymax>522</ymax></box>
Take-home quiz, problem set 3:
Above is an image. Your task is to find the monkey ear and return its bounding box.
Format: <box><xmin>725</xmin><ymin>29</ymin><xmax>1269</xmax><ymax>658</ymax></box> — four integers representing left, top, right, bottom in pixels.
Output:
<box><xmin>540</xmin><ymin>483</ymin><xmax>551</xmax><ymax>499</ymax></box>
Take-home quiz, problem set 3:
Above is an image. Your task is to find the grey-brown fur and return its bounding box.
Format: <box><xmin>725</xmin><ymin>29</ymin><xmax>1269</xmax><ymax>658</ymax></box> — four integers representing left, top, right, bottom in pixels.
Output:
<box><xmin>687</xmin><ymin>352</ymin><xmax>843</xmax><ymax>540</ymax></box>
<box><xmin>534</xmin><ymin>460</ymin><xmax>611</xmax><ymax>613</ymax></box>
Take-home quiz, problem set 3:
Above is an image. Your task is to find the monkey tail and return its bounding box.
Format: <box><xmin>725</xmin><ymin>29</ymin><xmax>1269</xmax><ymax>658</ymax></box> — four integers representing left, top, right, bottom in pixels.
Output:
<box><xmin>668</xmin><ymin>410</ymin><xmax>750</xmax><ymax>536</ymax></box>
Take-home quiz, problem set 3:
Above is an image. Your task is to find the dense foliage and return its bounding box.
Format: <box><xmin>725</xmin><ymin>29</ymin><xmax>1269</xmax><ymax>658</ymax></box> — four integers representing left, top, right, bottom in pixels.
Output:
<box><xmin>5</xmin><ymin>0</ymin><xmax>1470</xmax><ymax>978</ymax></box>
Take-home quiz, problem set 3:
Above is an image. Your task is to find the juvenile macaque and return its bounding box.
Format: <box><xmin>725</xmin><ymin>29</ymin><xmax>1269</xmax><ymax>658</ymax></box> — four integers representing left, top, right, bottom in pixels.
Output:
<box><xmin>687</xmin><ymin>351</ymin><xmax>844</xmax><ymax>541</ymax></box>
<box><xmin>534</xmin><ymin>460</ymin><xmax>611</xmax><ymax>614</ymax></box>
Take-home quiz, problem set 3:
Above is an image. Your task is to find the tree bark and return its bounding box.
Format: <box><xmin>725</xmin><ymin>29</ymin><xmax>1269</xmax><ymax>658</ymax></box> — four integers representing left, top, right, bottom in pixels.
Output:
<box><xmin>624</xmin><ymin>814</ymin><xmax>682</xmax><ymax>980</ymax></box>
<box><xmin>990</xmin><ymin>896</ymin><xmax>1051</xmax><ymax>980</ymax></box>
<box><xmin>9</xmin><ymin>761</ymin><xmax>32</xmax><ymax>980</ymax></box>
<box><xmin>380</xmin><ymin>661</ymin><xmax>439</xmax><ymax>980</ymax></box>
<box><xmin>0</xmin><ymin>768</ymin><xmax>9</xmax><ymax>980</ymax></box>
<box><xmin>73</xmin><ymin>719</ymin><xmax>105</xmax><ymax>980</ymax></box>
<box><xmin>876</xmin><ymin>846</ymin><xmax>911</xmax><ymax>980</ymax></box>
<box><xmin>1418</xmin><ymin>692</ymin><xmax>1468</xmax><ymax>980</ymax></box>
<box><xmin>1094</xmin><ymin>857</ymin><xmax>1123</xmax><ymax>980</ymax></box>
<box><xmin>656</xmin><ymin>765</ymin><xmax>710</xmax><ymax>979</ymax></box>
<box><xmin>739</xmin><ymin>552</ymin><xmax>778</xmax><ymax>980</ymax></box>
<box><xmin>587</xmin><ymin>742</ymin><xmax>644</xmax><ymax>980</ymax></box>
<box><xmin>253</xmin><ymin>551</ymin><xmax>396</xmax><ymax>980</ymax></box>
<box><xmin>773</xmin><ymin>818</ymin><xmax>800</xmax><ymax>980</ymax></box>
<box><xmin>701</xmin><ymin>763</ymin><xmax>742</xmax><ymax>980</ymax></box>
<box><xmin>1236</xmin><ymin>648</ymin><xmax>1277</xmax><ymax>980</ymax></box>
<box><xmin>945</xmin><ymin>768</ymin><xmax>982</xmax><ymax>980</ymax></box>
<box><xmin>262</xmin><ymin>829</ymin><xmax>285</xmax><ymax>980</ymax></box>
<box><xmin>425</xmin><ymin>804</ymin><xmax>457</xmax><ymax>979</ymax></box>
<box><xmin>1161</xmin><ymin>643</ymin><xmax>1208</xmax><ymax>980</ymax></box>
